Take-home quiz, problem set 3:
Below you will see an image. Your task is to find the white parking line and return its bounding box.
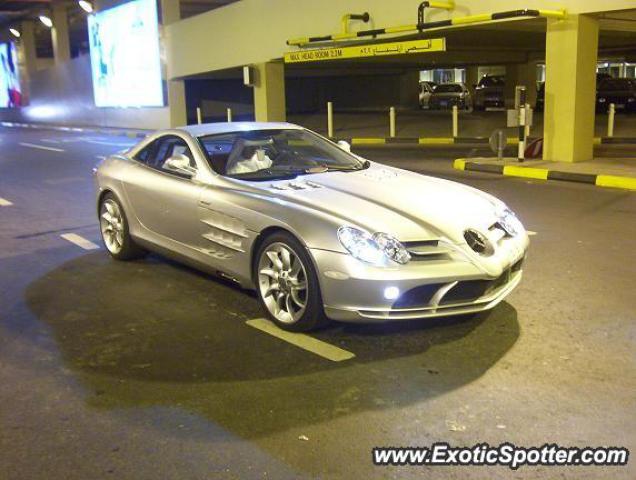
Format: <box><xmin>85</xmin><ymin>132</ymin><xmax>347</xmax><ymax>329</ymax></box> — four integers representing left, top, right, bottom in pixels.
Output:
<box><xmin>60</xmin><ymin>233</ymin><xmax>100</xmax><ymax>250</ymax></box>
<box><xmin>41</xmin><ymin>138</ymin><xmax>62</xmax><ymax>144</ymax></box>
<box><xmin>95</xmin><ymin>155</ymin><xmax>106</xmax><ymax>160</ymax></box>
<box><xmin>0</xmin><ymin>197</ymin><xmax>13</xmax><ymax>206</ymax></box>
<box><xmin>246</xmin><ymin>318</ymin><xmax>355</xmax><ymax>362</ymax></box>
<box><xmin>527</xmin><ymin>230</ymin><xmax>537</xmax><ymax>236</ymax></box>
<box><xmin>19</xmin><ymin>142</ymin><xmax>65</xmax><ymax>153</ymax></box>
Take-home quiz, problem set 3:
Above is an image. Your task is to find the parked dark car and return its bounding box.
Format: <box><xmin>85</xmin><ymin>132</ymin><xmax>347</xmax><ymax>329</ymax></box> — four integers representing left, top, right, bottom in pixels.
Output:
<box><xmin>429</xmin><ymin>83</ymin><xmax>472</xmax><ymax>110</ymax></box>
<box><xmin>473</xmin><ymin>75</ymin><xmax>505</xmax><ymax>110</ymax></box>
<box><xmin>596</xmin><ymin>78</ymin><xmax>636</xmax><ymax>113</ymax></box>
<box><xmin>535</xmin><ymin>74</ymin><xmax>623</xmax><ymax>113</ymax></box>
<box><xmin>535</xmin><ymin>82</ymin><xmax>545</xmax><ymax>112</ymax></box>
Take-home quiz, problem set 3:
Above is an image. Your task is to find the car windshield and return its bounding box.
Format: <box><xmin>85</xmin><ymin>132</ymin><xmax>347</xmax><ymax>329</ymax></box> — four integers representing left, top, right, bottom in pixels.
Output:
<box><xmin>198</xmin><ymin>129</ymin><xmax>366</xmax><ymax>180</ymax></box>
<box><xmin>434</xmin><ymin>84</ymin><xmax>462</xmax><ymax>93</ymax></box>
<box><xmin>478</xmin><ymin>76</ymin><xmax>504</xmax><ymax>87</ymax></box>
<box><xmin>599</xmin><ymin>79</ymin><xmax>634</xmax><ymax>91</ymax></box>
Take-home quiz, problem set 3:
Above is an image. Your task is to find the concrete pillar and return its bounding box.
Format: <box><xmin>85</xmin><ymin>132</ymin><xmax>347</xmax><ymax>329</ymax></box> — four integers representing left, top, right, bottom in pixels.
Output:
<box><xmin>167</xmin><ymin>80</ymin><xmax>187</xmax><ymax>127</ymax></box>
<box><xmin>465</xmin><ymin>65</ymin><xmax>479</xmax><ymax>95</ymax></box>
<box><xmin>505</xmin><ymin>62</ymin><xmax>537</xmax><ymax>108</ymax></box>
<box><xmin>51</xmin><ymin>1</ymin><xmax>71</xmax><ymax>64</ymax></box>
<box><xmin>254</xmin><ymin>62</ymin><xmax>286</xmax><ymax>122</ymax></box>
<box><xmin>161</xmin><ymin>0</ymin><xmax>187</xmax><ymax>127</ymax></box>
<box><xmin>543</xmin><ymin>15</ymin><xmax>599</xmax><ymax>163</ymax></box>
<box><xmin>19</xmin><ymin>20</ymin><xmax>37</xmax><ymax>75</ymax></box>
<box><xmin>399</xmin><ymin>70</ymin><xmax>420</xmax><ymax>107</ymax></box>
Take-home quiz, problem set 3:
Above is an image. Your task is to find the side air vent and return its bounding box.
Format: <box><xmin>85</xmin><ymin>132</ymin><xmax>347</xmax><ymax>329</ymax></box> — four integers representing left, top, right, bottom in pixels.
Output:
<box><xmin>402</xmin><ymin>240</ymin><xmax>453</xmax><ymax>261</ymax></box>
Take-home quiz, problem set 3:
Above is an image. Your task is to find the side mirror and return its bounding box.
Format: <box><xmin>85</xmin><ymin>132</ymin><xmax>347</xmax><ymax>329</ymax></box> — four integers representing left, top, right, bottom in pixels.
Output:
<box><xmin>337</xmin><ymin>140</ymin><xmax>351</xmax><ymax>152</ymax></box>
<box><xmin>163</xmin><ymin>153</ymin><xmax>195</xmax><ymax>177</ymax></box>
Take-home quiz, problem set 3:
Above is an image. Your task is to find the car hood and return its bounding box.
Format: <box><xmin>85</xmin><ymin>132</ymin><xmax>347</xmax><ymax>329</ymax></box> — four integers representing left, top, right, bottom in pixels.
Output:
<box><xmin>258</xmin><ymin>163</ymin><xmax>503</xmax><ymax>244</ymax></box>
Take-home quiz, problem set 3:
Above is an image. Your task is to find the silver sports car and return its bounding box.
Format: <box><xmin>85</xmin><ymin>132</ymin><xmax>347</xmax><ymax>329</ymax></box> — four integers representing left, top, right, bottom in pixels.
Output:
<box><xmin>94</xmin><ymin>122</ymin><xmax>528</xmax><ymax>331</ymax></box>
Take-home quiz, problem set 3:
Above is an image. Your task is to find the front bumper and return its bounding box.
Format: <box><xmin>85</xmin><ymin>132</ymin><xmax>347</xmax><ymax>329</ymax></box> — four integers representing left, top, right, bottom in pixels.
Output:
<box><xmin>311</xmin><ymin>237</ymin><xmax>527</xmax><ymax>323</ymax></box>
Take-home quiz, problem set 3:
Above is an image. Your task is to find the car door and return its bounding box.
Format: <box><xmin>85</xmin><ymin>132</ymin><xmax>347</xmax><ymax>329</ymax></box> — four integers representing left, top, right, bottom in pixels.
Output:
<box><xmin>122</xmin><ymin>134</ymin><xmax>205</xmax><ymax>250</ymax></box>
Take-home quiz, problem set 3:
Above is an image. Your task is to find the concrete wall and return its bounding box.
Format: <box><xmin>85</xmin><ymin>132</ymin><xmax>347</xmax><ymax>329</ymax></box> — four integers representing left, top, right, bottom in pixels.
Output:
<box><xmin>0</xmin><ymin>54</ymin><xmax>170</xmax><ymax>129</ymax></box>
<box><xmin>166</xmin><ymin>0</ymin><xmax>636</xmax><ymax>79</ymax></box>
<box><xmin>286</xmin><ymin>73</ymin><xmax>419</xmax><ymax>113</ymax></box>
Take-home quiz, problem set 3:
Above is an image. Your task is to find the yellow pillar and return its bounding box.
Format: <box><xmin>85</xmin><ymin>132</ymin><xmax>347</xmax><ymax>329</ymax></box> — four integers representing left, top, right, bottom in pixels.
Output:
<box><xmin>543</xmin><ymin>15</ymin><xmax>599</xmax><ymax>163</ymax></box>
<box><xmin>161</xmin><ymin>0</ymin><xmax>187</xmax><ymax>127</ymax></box>
<box><xmin>19</xmin><ymin>20</ymin><xmax>37</xmax><ymax>75</ymax></box>
<box><xmin>51</xmin><ymin>1</ymin><xmax>71</xmax><ymax>64</ymax></box>
<box><xmin>18</xmin><ymin>20</ymin><xmax>37</xmax><ymax>104</ymax></box>
<box><xmin>505</xmin><ymin>62</ymin><xmax>537</xmax><ymax>108</ymax></box>
<box><xmin>254</xmin><ymin>62</ymin><xmax>286</xmax><ymax>122</ymax></box>
<box><xmin>465</xmin><ymin>65</ymin><xmax>479</xmax><ymax>96</ymax></box>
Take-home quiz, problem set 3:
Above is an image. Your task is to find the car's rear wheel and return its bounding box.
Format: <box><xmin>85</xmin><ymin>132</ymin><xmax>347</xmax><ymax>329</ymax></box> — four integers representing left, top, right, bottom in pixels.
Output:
<box><xmin>99</xmin><ymin>193</ymin><xmax>146</xmax><ymax>261</ymax></box>
<box><xmin>255</xmin><ymin>232</ymin><xmax>329</xmax><ymax>332</ymax></box>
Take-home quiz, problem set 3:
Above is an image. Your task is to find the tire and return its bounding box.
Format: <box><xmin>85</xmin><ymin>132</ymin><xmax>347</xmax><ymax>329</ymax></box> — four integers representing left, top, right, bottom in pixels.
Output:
<box><xmin>254</xmin><ymin>231</ymin><xmax>329</xmax><ymax>332</ymax></box>
<box><xmin>99</xmin><ymin>192</ymin><xmax>146</xmax><ymax>261</ymax></box>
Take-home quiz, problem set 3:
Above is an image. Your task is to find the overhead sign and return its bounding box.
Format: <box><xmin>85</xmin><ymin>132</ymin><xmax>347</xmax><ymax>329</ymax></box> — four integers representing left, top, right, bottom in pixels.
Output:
<box><xmin>284</xmin><ymin>38</ymin><xmax>446</xmax><ymax>64</ymax></box>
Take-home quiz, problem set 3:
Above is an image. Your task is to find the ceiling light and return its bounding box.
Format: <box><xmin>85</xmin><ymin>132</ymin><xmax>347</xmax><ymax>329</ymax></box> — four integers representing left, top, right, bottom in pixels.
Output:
<box><xmin>9</xmin><ymin>28</ymin><xmax>20</xmax><ymax>38</ymax></box>
<box><xmin>39</xmin><ymin>15</ymin><xmax>53</xmax><ymax>28</ymax></box>
<box><xmin>78</xmin><ymin>1</ymin><xmax>93</xmax><ymax>13</ymax></box>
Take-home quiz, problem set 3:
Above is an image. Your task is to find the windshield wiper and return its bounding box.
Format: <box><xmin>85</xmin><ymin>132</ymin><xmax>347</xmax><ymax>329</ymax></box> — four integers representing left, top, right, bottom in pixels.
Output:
<box><xmin>318</xmin><ymin>160</ymin><xmax>370</xmax><ymax>172</ymax></box>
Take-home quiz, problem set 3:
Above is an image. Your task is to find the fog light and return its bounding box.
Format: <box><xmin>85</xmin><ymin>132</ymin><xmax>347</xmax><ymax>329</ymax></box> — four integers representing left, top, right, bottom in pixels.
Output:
<box><xmin>384</xmin><ymin>286</ymin><xmax>400</xmax><ymax>300</ymax></box>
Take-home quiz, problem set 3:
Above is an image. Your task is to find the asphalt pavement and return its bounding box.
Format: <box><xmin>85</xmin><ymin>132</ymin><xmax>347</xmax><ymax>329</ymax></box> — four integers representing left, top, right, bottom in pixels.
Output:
<box><xmin>1</xmin><ymin>127</ymin><xmax>634</xmax><ymax>480</ymax></box>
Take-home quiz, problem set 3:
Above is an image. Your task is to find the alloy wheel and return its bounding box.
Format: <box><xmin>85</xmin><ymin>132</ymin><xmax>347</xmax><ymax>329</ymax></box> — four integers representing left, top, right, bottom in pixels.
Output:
<box><xmin>258</xmin><ymin>242</ymin><xmax>308</xmax><ymax>324</ymax></box>
<box><xmin>100</xmin><ymin>199</ymin><xmax>124</xmax><ymax>254</ymax></box>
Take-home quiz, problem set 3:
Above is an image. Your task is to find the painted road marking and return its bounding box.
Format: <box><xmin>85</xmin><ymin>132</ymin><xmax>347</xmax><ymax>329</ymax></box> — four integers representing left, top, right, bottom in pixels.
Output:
<box><xmin>44</xmin><ymin>176</ymin><xmax>85</xmax><ymax>185</ymax></box>
<box><xmin>0</xmin><ymin>197</ymin><xmax>13</xmax><ymax>206</ymax></box>
<box><xmin>80</xmin><ymin>137</ymin><xmax>135</xmax><ymax>147</ymax></box>
<box><xmin>246</xmin><ymin>318</ymin><xmax>355</xmax><ymax>362</ymax></box>
<box><xmin>95</xmin><ymin>155</ymin><xmax>106</xmax><ymax>160</ymax></box>
<box><xmin>19</xmin><ymin>142</ymin><xmax>65</xmax><ymax>152</ymax></box>
<box><xmin>60</xmin><ymin>233</ymin><xmax>100</xmax><ymax>250</ymax></box>
<box><xmin>41</xmin><ymin>138</ymin><xmax>62</xmax><ymax>144</ymax></box>
<box><xmin>527</xmin><ymin>231</ymin><xmax>537</xmax><ymax>236</ymax></box>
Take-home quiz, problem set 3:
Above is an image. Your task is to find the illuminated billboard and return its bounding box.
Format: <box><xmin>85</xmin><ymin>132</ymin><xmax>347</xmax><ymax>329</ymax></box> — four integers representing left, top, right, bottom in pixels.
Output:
<box><xmin>0</xmin><ymin>42</ymin><xmax>22</xmax><ymax>108</ymax></box>
<box><xmin>88</xmin><ymin>0</ymin><xmax>163</xmax><ymax>107</ymax></box>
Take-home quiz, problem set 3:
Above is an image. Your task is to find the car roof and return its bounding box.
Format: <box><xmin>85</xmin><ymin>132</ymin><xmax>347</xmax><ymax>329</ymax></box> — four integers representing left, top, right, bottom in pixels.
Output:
<box><xmin>178</xmin><ymin>122</ymin><xmax>303</xmax><ymax>138</ymax></box>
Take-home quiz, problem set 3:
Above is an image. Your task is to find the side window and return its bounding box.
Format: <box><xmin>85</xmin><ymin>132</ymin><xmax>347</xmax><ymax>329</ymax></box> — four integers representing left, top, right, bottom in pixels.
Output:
<box><xmin>134</xmin><ymin>141</ymin><xmax>157</xmax><ymax>165</ymax></box>
<box><xmin>199</xmin><ymin>134</ymin><xmax>235</xmax><ymax>174</ymax></box>
<box><xmin>139</xmin><ymin>135</ymin><xmax>197</xmax><ymax>176</ymax></box>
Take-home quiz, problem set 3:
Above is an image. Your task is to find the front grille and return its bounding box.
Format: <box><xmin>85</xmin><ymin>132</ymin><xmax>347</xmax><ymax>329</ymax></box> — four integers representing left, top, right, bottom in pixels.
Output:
<box><xmin>391</xmin><ymin>259</ymin><xmax>524</xmax><ymax>310</ymax></box>
<box><xmin>441</xmin><ymin>258</ymin><xmax>523</xmax><ymax>305</ymax></box>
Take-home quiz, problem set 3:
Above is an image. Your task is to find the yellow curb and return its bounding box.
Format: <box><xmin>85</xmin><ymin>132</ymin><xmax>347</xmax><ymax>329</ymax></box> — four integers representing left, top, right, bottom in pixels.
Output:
<box><xmin>453</xmin><ymin>158</ymin><xmax>466</xmax><ymax>170</ymax></box>
<box><xmin>595</xmin><ymin>175</ymin><xmax>636</xmax><ymax>191</ymax></box>
<box><xmin>419</xmin><ymin>137</ymin><xmax>454</xmax><ymax>144</ymax></box>
<box><xmin>502</xmin><ymin>165</ymin><xmax>549</xmax><ymax>180</ymax></box>
<box><xmin>351</xmin><ymin>138</ymin><xmax>386</xmax><ymax>145</ymax></box>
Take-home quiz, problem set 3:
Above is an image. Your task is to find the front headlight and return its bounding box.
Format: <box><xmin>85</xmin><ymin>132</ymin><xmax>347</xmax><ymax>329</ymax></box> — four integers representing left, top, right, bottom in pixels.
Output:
<box><xmin>498</xmin><ymin>208</ymin><xmax>525</xmax><ymax>237</ymax></box>
<box><xmin>337</xmin><ymin>227</ymin><xmax>411</xmax><ymax>265</ymax></box>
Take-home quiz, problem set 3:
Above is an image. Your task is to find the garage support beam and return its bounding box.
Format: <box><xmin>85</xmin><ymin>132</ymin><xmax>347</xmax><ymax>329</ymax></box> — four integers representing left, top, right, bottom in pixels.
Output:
<box><xmin>19</xmin><ymin>21</ymin><xmax>37</xmax><ymax>75</ymax></box>
<box><xmin>161</xmin><ymin>0</ymin><xmax>187</xmax><ymax>127</ymax></box>
<box><xmin>254</xmin><ymin>62</ymin><xmax>287</xmax><ymax>122</ymax></box>
<box><xmin>543</xmin><ymin>14</ymin><xmax>599</xmax><ymax>163</ymax></box>
<box><xmin>505</xmin><ymin>62</ymin><xmax>537</xmax><ymax>108</ymax></box>
<box><xmin>51</xmin><ymin>2</ymin><xmax>71</xmax><ymax>65</ymax></box>
<box><xmin>465</xmin><ymin>66</ymin><xmax>479</xmax><ymax>95</ymax></box>
<box><xmin>400</xmin><ymin>70</ymin><xmax>420</xmax><ymax>108</ymax></box>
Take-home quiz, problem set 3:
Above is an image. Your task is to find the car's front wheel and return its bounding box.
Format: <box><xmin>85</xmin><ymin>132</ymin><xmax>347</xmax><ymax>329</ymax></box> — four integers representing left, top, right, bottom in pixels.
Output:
<box><xmin>255</xmin><ymin>232</ymin><xmax>329</xmax><ymax>332</ymax></box>
<box><xmin>99</xmin><ymin>193</ymin><xmax>146</xmax><ymax>261</ymax></box>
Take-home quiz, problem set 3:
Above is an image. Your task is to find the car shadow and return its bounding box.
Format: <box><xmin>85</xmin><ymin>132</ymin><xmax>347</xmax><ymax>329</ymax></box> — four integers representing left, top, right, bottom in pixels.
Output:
<box><xmin>23</xmin><ymin>251</ymin><xmax>520</xmax><ymax>438</ymax></box>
